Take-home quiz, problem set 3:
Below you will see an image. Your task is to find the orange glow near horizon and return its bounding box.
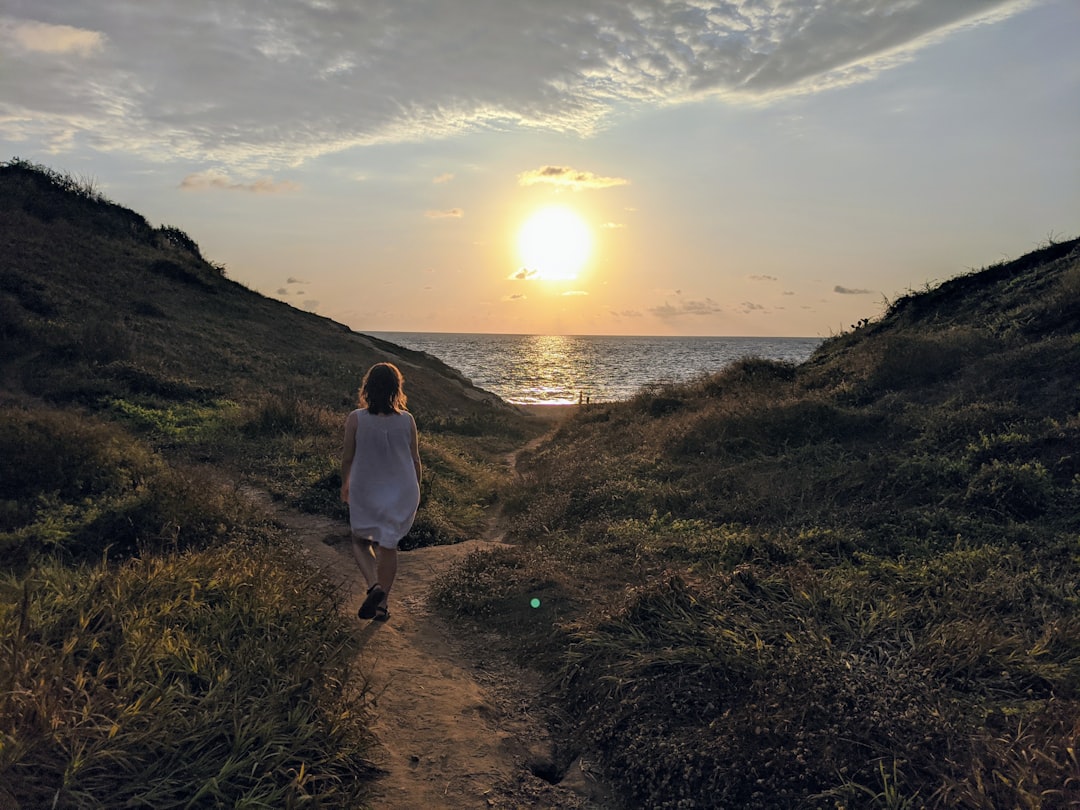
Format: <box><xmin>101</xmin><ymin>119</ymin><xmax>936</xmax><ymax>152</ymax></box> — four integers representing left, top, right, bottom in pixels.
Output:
<box><xmin>516</xmin><ymin>206</ymin><xmax>592</xmax><ymax>281</ymax></box>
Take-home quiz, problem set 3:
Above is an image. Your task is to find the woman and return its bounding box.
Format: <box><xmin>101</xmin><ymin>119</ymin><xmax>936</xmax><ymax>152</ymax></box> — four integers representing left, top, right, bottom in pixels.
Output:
<box><xmin>340</xmin><ymin>362</ymin><xmax>422</xmax><ymax>622</ymax></box>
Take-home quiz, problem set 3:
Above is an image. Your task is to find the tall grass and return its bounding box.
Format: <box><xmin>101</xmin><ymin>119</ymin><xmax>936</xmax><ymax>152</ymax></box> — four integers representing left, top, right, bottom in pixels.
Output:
<box><xmin>0</xmin><ymin>540</ymin><xmax>374</xmax><ymax>809</ymax></box>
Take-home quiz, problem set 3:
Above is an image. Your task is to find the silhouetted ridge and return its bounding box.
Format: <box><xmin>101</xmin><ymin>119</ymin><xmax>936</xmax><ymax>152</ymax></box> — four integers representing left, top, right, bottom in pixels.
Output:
<box><xmin>883</xmin><ymin>235</ymin><xmax>1079</xmax><ymax>332</ymax></box>
<box><xmin>0</xmin><ymin>158</ymin><xmax>205</xmax><ymax>261</ymax></box>
<box><xmin>0</xmin><ymin>158</ymin><xmax>511</xmax><ymax>419</ymax></box>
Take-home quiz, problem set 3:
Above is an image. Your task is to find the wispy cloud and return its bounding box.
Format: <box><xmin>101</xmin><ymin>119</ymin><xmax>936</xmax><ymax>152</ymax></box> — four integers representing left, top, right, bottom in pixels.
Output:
<box><xmin>509</xmin><ymin>267</ymin><xmax>540</xmax><ymax>281</ymax></box>
<box><xmin>180</xmin><ymin>172</ymin><xmax>299</xmax><ymax>193</ymax></box>
<box><xmin>4</xmin><ymin>20</ymin><xmax>104</xmax><ymax>55</ymax></box>
<box><xmin>432</xmin><ymin>172</ymin><xmax>454</xmax><ymax>184</ymax></box>
<box><xmin>650</xmin><ymin>298</ymin><xmax>723</xmax><ymax>318</ymax></box>
<box><xmin>0</xmin><ymin>2</ymin><xmax>1029</xmax><ymax>169</ymax></box>
<box><xmin>834</xmin><ymin>285</ymin><xmax>876</xmax><ymax>295</ymax></box>
<box><xmin>600</xmin><ymin>222</ymin><xmax>626</xmax><ymax>230</ymax></box>
<box><xmin>425</xmin><ymin>208</ymin><xmax>464</xmax><ymax>219</ymax></box>
<box><xmin>504</xmin><ymin>293</ymin><xmax>527</xmax><ymax>301</ymax></box>
<box><xmin>562</xmin><ymin>290</ymin><xmax>589</xmax><ymax>296</ymax></box>
<box><xmin>518</xmin><ymin>165</ymin><xmax>629</xmax><ymax>191</ymax></box>
<box><xmin>749</xmin><ymin>274</ymin><xmax>778</xmax><ymax>282</ymax></box>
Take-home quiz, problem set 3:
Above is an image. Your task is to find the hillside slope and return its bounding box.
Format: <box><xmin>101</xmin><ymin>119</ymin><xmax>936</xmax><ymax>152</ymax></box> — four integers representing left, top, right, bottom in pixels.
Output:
<box><xmin>0</xmin><ymin>159</ymin><xmax>511</xmax><ymax>423</ymax></box>
<box><xmin>435</xmin><ymin>234</ymin><xmax>1080</xmax><ymax>809</ymax></box>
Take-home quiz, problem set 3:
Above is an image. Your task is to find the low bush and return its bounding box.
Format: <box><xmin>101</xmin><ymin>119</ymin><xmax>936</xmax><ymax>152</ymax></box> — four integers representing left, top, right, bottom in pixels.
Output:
<box><xmin>0</xmin><ymin>406</ymin><xmax>157</xmax><ymax>513</ymax></box>
<box><xmin>0</xmin><ymin>405</ymin><xmax>270</xmax><ymax>571</ymax></box>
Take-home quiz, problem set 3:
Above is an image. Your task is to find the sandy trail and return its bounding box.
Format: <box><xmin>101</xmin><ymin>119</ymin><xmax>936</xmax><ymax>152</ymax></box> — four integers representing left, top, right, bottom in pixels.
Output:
<box><xmin>267</xmin><ymin>406</ymin><xmax>610</xmax><ymax>809</ymax></box>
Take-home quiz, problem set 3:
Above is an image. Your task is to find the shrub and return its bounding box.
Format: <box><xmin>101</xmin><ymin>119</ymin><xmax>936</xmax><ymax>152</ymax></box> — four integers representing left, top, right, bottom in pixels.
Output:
<box><xmin>964</xmin><ymin>459</ymin><xmax>1054</xmax><ymax>520</ymax></box>
<box><xmin>0</xmin><ymin>406</ymin><xmax>157</xmax><ymax>524</ymax></box>
<box><xmin>240</xmin><ymin>394</ymin><xmax>336</xmax><ymax>438</ymax></box>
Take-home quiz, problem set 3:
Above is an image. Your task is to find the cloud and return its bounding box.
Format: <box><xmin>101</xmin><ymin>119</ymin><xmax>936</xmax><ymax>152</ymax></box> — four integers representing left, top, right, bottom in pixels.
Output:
<box><xmin>275</xmin><ymin>287</ymin><xmax>287</xmax><ymax>295</ymax></box>
<box><xmin>425</xmin><ymin>208</ymin><xmax>464</xmax><ymax>219</ymax></box>
<box><xmin>834</xmin><ymin>285</ymin><xmax>876</xmax><ymax>295</ymax></box>
<box><xmin>180</xmin><ymin>172</ymin><xmax>299</xmax><ymax>193</ymax></box>
<box><xmin>286</xmin><ymin>276</ymin><xmax>307</xmax><ymax>284</ymax></box>
<box><xmin>650</xmin><ymin>297</ymin><xmax>723</xmax><ymax>318</ymax></box>
<box><xmin>740</xmin><ymin>301</ymin><xmax>766</xmax><ymax>313</ymax></box>
<box><xmin>302</xmin><ymin>299</ymin><xmax>319</xmax><ymax>310</ymax></box>
<box><xmin>432</xmin><ymin>172</ymin><xmax>454</xmax><ymax>184</ymax></box>
<box><xmin>0</xmin><ymin>2</ymin><xmax>1030</xmax><ymax>168</ymax></box>
<box><xmin>562</xmin><ymin>290</ymin><xmax>588</xmax><ymax>296</ymax></box>
<box><xmin>509</xmin><ymin>267</ymin><xmax>540</xmax><ymax>281</ymax></box>
<box><xmin>4</xmin><ymin>20</ymin><xmax>104</xmax><ymax>55</ymax></box>
<box><xmin>749</xmin><ymin>274</ymin><xmax>778</xmax><ymax>282</ymax></box>
<box><xmin>518</xmin><ymin>165</ymin><xmax>629</xmax><ymax>191</ymax></box>
<box><xmin>611</xmin><ymin>309</ymin><xmax>643</xmax><ymax>318</ymax></box>
<box><xmin>504</xmin><ymin>293</ymin><xmax>527</xmax><ymax>301</ymax></box>
<box><xmin>600</xmin><ymin>222</ymin><xmax>626</xmax><ymax>230</ymax></box>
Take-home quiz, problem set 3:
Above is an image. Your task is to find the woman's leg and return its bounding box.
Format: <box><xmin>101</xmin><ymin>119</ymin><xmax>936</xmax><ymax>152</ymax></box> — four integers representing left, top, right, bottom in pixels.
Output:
<box><xmin>350</xmin><ymin>534</ymin><xmax>378</xmax><ymax>589</ymax></box>
<box><xmin>375</xmin><ymin>547</ymin><xmax>398</xmax><ymax>607</ymax></box>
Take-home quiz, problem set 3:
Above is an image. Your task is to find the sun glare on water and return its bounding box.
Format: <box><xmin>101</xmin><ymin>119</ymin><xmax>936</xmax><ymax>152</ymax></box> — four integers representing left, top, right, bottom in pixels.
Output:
<box><xmin>517</xmin><ymin>206</ymin><xmax>592</xmax><ymax>281</ymax></box>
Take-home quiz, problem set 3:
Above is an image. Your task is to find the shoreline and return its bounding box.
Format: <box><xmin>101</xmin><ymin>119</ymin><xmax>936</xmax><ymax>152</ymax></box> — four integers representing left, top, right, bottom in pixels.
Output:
<box><xmin>514</xmin><ymin>403</ymin><xmax>579</xmax><ymax>423</ymax></box>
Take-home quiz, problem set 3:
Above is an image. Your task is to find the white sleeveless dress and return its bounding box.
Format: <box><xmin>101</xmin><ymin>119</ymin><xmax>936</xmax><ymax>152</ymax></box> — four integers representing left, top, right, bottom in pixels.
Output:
<box><xmin>347</xmin><ymin>410</ymin><xmax>420</xmax><ymax>548</ymax></box>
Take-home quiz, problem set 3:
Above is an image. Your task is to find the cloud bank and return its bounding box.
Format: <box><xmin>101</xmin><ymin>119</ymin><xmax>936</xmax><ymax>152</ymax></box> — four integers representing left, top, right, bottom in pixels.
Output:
<box><xmin>0</xmin><ymin>1</ymin><xmax>1031</xmax><ymax>168</ymax></box>
<box><xmin>518</xmin><ymin>165</ymin><xmax>629</xmax><ymax>191</ymax></box>
<box><xmin>650</xmin><ymin>297</ymin><xmax>724</xmax><ymax>318</ymax></box>
<box><xmin>425</xmin><ymin>208</ymin><xmax>464</xmax><ymax>219</ymax></box>
<box><xmin>180</xmin><ymin>171</ymin><xmax>299</xmax><ymax>193</ymax></box>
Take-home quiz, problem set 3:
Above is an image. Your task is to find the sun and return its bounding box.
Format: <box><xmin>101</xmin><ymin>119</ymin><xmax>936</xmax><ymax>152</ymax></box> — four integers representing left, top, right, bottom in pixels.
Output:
<box><xmin>517</xmin><ymin>206</ymin><xmax>592</xmax><ymax>280</ymax></box>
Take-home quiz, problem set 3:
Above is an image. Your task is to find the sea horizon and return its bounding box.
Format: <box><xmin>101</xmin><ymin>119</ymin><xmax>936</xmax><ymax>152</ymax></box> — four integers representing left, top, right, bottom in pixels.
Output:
<box><xmin>370</xmin><ymin>329</ymin><xmax>823</xmax><ymax>340</ymax></box>
<box><xmin>369</xmin><ymin>331</ymin><xmax>824</xmax><ymax>405</ymax></box>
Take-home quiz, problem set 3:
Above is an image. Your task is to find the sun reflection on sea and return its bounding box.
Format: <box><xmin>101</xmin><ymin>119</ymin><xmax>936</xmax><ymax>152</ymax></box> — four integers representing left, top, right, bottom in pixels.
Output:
<box><xmin>369</xmin><ymin>333</ymin><xmax>823</xmax><ymax>405</ymax></box>
<box><xmin>514</xmin><ymin>335</ymin><xmax>580</xmax><ymax>404</ymax></box>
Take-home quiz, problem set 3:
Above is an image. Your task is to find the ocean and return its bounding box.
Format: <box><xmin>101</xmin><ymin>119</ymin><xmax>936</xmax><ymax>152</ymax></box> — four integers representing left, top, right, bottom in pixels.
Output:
<box><xmin>369</xmin><ymin>333</ymin><xmax>824</xmax><ymax>405</ymax></box>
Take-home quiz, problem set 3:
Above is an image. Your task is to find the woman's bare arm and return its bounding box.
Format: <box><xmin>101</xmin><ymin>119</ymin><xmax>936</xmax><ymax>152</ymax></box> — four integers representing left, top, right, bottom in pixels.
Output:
<box><xmin>340</xmin><ymin>411</ymin><xmax>357</xmax><ymax>502</ymax></box>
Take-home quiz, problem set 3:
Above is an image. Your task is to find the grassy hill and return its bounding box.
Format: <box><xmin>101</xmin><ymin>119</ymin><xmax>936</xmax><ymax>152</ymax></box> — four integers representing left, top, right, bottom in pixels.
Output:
<box><xmin>0</xmin><ymin>158</ymin><xmax>512</xmax><ymax>417</ymax></box>
<box><xmin>0</xmin><ymin>159</ymin><xmax>537</xmax><ymax>808</ymax></box>
<box><xmin>433</xmin><ymin>236</ymin><xmax>1080</xmax><ymax>808</ymax></box>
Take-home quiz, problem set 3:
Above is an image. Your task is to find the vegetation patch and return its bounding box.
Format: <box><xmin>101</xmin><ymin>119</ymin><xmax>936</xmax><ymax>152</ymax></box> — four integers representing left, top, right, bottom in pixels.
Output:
<box><xmin>0</xmin><ymin>541</ymin><xmax>374</xmax><ymax>809</ymax></box>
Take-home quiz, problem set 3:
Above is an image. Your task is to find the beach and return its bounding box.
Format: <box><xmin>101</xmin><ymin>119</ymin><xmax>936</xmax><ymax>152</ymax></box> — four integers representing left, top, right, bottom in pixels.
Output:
<box><xmin>515</xmin><ymin>403</ymin><xmax>578</xmax><ymax>423</ymax></box>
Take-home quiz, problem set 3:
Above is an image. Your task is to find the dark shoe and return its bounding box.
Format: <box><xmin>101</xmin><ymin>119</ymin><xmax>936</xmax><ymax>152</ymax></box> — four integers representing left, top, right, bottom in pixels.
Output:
<box><xmin>358</xmin><ymin>584</ymin><xmax>384</xmax><ymax>620</ymax></box>
<box><xmin>372</xmin><ymin>606</ymin><xmax>390</xmax><ymax>622</ymax></box>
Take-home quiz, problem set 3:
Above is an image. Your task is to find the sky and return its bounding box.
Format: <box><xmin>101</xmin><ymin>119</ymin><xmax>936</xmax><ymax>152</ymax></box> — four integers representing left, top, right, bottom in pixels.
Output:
<box><xmin>2</xmin><ymin>0</ymin><xmax>1077</xmax><ymax>338</ymax></box>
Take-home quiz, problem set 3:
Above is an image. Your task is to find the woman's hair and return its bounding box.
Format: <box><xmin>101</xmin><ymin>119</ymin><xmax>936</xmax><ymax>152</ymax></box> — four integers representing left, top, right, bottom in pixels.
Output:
<box><xmin>358</xmin><ymin>362</ymin><xmax>408</xmax><ymax>414</ymax></box>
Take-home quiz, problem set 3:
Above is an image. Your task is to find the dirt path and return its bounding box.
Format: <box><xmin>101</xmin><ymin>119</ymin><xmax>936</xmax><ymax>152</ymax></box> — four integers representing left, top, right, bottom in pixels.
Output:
<box><xmin>267</xmin><ymin>412</ymin><xmax>612</xmax><ymax>809</ymax></box>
